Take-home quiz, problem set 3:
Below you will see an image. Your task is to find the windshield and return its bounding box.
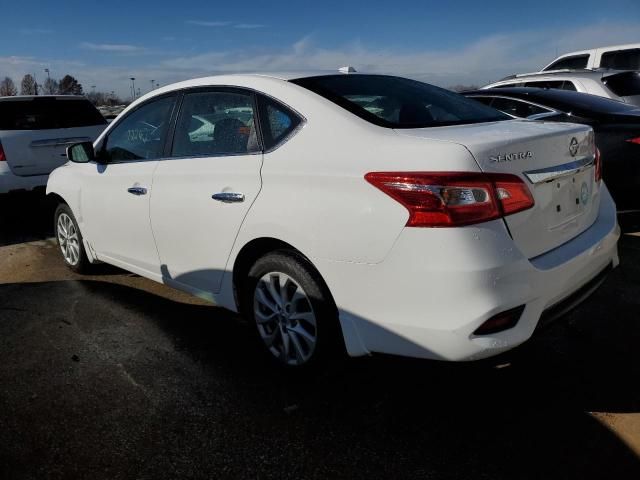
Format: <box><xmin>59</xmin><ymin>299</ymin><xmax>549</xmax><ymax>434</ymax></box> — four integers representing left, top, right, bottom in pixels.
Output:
<box><xmin>291</xmin><ymin>74</ymin><xmax>509</xmax><ymax>128</ymax></box>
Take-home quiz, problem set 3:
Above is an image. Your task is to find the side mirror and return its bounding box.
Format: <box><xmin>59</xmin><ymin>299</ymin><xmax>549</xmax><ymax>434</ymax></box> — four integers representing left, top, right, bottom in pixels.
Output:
<box><xmin>66</xmin><ymin>142</ymin><xmax>96</xmax><ymax>163</ymax></box>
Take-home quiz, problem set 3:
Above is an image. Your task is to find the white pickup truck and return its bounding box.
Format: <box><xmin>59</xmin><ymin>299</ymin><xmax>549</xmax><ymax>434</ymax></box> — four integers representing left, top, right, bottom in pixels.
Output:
<box><xmin>0</xmin><ymin>95</ymin><xmax>107</xmax><ymax>194</ymax></box>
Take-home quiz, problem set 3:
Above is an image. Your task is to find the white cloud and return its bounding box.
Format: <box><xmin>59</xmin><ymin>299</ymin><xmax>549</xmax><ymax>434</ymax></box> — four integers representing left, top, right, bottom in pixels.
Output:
<box><xmin>2</xmin><ymin>21</ymin><xmax>639</xmax><ymax>99</ymax></box>
<box><xmin>186</xmin><ymin>20</ymin><xmax>232</xmax><ymax>27</ymax></box>
<box><xmin>80</xmin><ymin>42</ymin><xmax>147</xmax><ymax>53</ymax></box>
<box><xmin>234</xmin><ymin>24</ymin><xmax>266</xmax><ymax>29</ymax></box>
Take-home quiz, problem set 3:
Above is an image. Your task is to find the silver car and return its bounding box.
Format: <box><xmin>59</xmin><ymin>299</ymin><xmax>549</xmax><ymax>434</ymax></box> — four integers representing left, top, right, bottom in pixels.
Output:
<box><xmin>482</xmin><ymin>69</ymin><xmax>640</xmax><ymax>106</ymax></box>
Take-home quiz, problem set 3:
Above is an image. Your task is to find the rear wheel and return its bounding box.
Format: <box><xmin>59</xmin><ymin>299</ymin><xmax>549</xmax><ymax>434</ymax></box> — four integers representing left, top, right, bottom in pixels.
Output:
<box><xmin>242</xmin><ymin>251</ymin><xmax>342</xmax><ymax>368</ymax></box>
<box><xmin>54</xmin><ymin>204</ymin><xmax>90</xmax><ymax>273</ymax></box>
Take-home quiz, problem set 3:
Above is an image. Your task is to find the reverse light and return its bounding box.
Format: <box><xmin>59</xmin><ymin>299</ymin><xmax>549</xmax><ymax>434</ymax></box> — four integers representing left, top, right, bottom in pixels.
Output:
<box><xmin>364</xmin><ymin>172</ymin><xmax>534</xmax><ymax>227</ymax></box>
<box><xmin>626</xmin><ymin>137</ymin><xmax>640</xmax><ymax>145</ymax></box>
<box><xmin>594</xmin><ymin>147</ymin><xmax>602</xmax><ymax>183</ymax></box>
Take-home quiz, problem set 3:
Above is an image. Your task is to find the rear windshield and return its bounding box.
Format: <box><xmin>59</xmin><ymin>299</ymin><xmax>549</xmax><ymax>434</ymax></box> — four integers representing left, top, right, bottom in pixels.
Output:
<box><xmin>0</xmin><ymin>97</ymin><xmax>107</xmax><ymax>130</ymax></box>
<box><xmin>603</xmin><ymin>72</ymin><xmax>640</xmax><ymax>98</ymax></box>
<box><xmin>291</xmin><ymin>75</ymin><xmax>509</xmax><ymax>128</ymax></box>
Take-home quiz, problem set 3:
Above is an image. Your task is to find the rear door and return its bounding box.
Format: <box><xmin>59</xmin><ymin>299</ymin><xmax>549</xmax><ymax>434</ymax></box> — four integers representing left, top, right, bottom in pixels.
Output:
<box><xmin>150</xmin><ymin>88</ymin><xmax>264</xmax><ymax>295</ymax></box>
<box><xmin>0</xmin><ymin>97</ymin><xmax>106</xmax><ymax>176</ymax></box>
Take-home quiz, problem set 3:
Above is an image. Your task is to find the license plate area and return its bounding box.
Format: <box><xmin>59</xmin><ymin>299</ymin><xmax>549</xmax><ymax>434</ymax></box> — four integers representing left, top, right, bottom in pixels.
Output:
<box><xmin>540</xmin><ymin>168</ymin><xmax>594</xmax><ymax>230</ymax></box>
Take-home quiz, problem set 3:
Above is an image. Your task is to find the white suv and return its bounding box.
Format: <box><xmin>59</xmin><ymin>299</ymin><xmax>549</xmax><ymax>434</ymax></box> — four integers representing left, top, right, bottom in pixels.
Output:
<box><xmin>542</xmin><ymin>43</ymin><xmax>640</xmax><ymax>71</ymax></box>
<box><xmin>0</xmin><ymin>96</ymin><xmax>106</xmax><ymax>194</ymax></box>
<box><xmin>47</xmin><ymin>73</ymin><xmax>619</xmax><ymax>368</ymax></box>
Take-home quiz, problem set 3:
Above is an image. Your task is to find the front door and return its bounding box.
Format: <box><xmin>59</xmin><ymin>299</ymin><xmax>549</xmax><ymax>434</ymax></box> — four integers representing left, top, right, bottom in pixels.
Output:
<box><xmin>82</xmin><ymin>94</ymin><xmax>177</xmax><ymax>277</ymax></box>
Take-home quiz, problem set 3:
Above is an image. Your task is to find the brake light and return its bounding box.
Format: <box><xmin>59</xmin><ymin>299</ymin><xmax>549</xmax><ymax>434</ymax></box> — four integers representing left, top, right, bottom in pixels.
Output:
<box><xmin>626</xmin><ymin>137</ymin><xmax>640</xmax><ymax>145</ymax></box>
<box><xmin>365</xmin><ymin>172</ymin><xmax>534</xmax><ymax>227</ymax></box>
<box><xmin>0</xmin><ymin>141</ymin><xmax>5</xmax><ymax>162</ymax></box>
<box><xmin>594</xmin><ymin>147</ymin><xmax>602</xmax><ymax>183</ymax></box>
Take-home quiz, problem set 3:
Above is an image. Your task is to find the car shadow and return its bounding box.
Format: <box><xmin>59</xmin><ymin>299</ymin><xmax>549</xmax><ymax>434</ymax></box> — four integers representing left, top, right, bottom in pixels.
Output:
<box><xmin>1</xmin><ymin>269</ymin><xmax>639</xmax><ymax>479</ymax></box>
<box><xmin>0</xmin><ymin>190</ymin><xmax>53</xmax><ymax>247</ymax></box>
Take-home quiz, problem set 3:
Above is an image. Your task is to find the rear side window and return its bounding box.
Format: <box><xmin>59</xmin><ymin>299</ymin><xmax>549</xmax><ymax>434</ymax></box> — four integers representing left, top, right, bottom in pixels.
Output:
<box><xmin>600</xmin><ymin>49</ymin><xmax>640</xmax><ymax>70</ymax></box>
<box><xmin>291</xmin><ymin>75</ymin><xmax>509</xmax><ymax>128</ymax></box>
<box><xmin>171</xmin><ymin>90</ymin><xmax>259</xmax><ymax>157</ymax></box>
<box><xmin>603</xmin><ymin>71</ymin><xmax>640</xmax><ymax>97</ymax></box>
<box><xmin>257</xmin><ymin>95</ymin><xmax>302</xmax><ymax>150</ymax></box>
<box><xmin>489</xmin><ymin>97</ymin><xmax>552</xmax><ymax>118</ymax></box>
<box><xmin>0</xmin><ymin>98</ymin><xmax>106</xmax><ymax>130</ymax></box>
<box><xmin>523</xmin><ymin>80</ymin><xmax>576</xmax><ymax>91</ymax></box>
<box><xmin>543</xmin><ymin>54</ymin><xmax>589</xmax><ymax>71</ymax></box>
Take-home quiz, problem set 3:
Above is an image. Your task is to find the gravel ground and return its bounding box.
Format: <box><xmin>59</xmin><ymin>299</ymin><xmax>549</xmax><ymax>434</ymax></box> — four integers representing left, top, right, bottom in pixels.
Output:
<box><xmin>1</xmin><ymin>191</ymin><xmax>640</xmax><ymax>480</ymax></box>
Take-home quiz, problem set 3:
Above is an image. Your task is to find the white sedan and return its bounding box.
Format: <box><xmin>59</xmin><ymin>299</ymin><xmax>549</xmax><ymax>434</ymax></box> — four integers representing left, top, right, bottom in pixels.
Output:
<box><xmin>47</xmin><ymin>71</ymin><xmax>620</xmax><ymax>368</ymax></box>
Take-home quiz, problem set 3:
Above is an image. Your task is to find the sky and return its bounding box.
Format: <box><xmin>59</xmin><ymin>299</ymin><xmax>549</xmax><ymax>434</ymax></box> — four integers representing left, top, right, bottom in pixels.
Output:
<box><xmin>0</xmin><ymin>0</ymin><xmax>639</xmax><ymax>99</ymax></box>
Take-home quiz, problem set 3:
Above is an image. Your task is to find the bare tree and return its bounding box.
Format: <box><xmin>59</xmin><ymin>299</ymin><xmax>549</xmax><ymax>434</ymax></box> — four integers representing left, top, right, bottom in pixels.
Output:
<box><xmin>20</xmin><ymin>74</ymin><xmax>38</xmax><ymax>95</ymax></box>
<box><xmin>58</xmin><ymin>75</ymin><xmax>83</xmax><ymax>95</ymax></box>
<box><xmin>0</xmin><ymin>77</ymin><xmax>17</xmax><ymax>96</ymax></box>
<box><xmin>87</xmin><ymin>90</ymin><xmax>123</xmax><ymax>106</ymax></box>
<box><xmin>43</xmin><ymin>77</ymin><xmax>59</xmax><ymax>95</ymax></box>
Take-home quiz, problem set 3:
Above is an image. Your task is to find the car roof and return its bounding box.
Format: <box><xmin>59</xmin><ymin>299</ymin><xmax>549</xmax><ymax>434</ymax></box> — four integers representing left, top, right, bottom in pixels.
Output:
<box><xmin>494</xmin><ymin>68</ymin><xmax>635</xmax><ymax>83</ymax></box>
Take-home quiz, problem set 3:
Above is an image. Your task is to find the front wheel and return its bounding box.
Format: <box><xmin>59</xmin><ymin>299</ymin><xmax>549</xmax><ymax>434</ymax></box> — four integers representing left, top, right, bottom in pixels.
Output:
<box><xmin>243</xmin><ymin>251</ymin><xmax>342</xmax><ymax>368</ymax></box>
<box><xmin>54</xmin><ymin>204</ymin><xmax>91</xmax><ymax>273</ymax></box>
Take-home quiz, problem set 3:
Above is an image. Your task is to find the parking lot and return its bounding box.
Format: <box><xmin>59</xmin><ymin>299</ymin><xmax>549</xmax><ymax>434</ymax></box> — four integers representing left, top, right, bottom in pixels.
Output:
<box><xmin>1</xmin><ymin>191</ymin><xmax>640</xmax><ymax>479</ymax></box>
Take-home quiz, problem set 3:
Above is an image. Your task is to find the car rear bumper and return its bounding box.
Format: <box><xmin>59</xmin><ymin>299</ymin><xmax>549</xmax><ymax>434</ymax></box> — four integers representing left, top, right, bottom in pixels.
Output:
<box><xmin>318</xmin><ymin>185</ymin><xmax>620</xmax><ymax>361</ymax></box>
<box><xmin>0</xmin><ymin>162</ymin><xmax>48</xmax><ymax>194</ymax></box>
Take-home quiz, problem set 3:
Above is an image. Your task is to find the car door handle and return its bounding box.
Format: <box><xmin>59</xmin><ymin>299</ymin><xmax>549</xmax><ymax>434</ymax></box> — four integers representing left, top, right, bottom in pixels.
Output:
<box><xmin>211</xmin><ymin>192</ymin><xmax>245</xmax><ymax>203</ymax></box>
<box><xmin>127</xmin><ymin>187</ymin><xmax>148</xmax><ymax>196</ymax></box>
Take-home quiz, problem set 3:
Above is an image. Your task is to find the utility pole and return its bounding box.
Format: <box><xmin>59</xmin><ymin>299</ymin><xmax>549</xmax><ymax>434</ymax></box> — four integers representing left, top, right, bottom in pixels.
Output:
<box><xmin>130</xmin><ymin>77</ymin><xmax>136</xmax><ymax>101</ymax></box>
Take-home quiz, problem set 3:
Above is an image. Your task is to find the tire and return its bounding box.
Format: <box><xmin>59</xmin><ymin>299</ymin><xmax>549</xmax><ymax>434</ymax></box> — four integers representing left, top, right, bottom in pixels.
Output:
<box><xmin>241</xmin><ymin>250</ymin><xmax>343</xmax><ymax>369</ymax></box>
<box><xmin>54</xmin><ymin>204</ymin><xmax>91</xmax><ymax>273</ymax></box>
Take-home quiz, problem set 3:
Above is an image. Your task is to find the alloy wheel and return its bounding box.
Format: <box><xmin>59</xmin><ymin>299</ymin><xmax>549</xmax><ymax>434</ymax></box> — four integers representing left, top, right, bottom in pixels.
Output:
<box><xmin>57</xmin><ymin>213</ymin><xmax>80</xmax><ymax>266</ymax></box>
<box><xmin>253</xmin><ymin>271</ymin><xmax>318</xmax><ymax>366</ymax></box>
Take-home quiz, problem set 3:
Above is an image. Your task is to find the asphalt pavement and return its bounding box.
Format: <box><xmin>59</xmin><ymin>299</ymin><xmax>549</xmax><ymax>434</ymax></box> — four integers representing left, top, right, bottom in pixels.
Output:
<box><xmin>1</xmin><ymin>191</ymin><xmax>640</xmax><ymax>480</ymax></box>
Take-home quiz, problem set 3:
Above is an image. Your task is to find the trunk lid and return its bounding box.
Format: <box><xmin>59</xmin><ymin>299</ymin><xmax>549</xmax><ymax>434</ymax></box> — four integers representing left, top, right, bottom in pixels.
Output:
<box><xmin>396</xmin><ymin>120</ymin><xmax>599</xmax><ymax>258</ymax></box>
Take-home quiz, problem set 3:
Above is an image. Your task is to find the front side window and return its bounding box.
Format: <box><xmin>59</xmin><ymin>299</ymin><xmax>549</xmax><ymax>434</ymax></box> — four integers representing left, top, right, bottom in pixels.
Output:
<box><xmin>489</xmin><ymin>97</ymin><xmax>551</xmax><ymax>118</ymax></box>
<box><xmin>258</xmin><ymin>95</ymin><xmax>302</xmax><ymax>150</ymax></box>
<box><xmin>103</xmin><ymin>95</ymin><xmax>175</xmax><ymax>162</ymax></box>
<box><xmin>543</xmin><ymin>54</ymin><xmax>589</xmax><ymax>71</ymax></box>
<box><xmin>291</xmin><ymin>75</ymin><xmax>509</xmax><ymax>128</ymax></box>
<box><xmin>467</xmin><ymin>96</ymin><xmax>494</xmax><ymax>107</ymax></box>
<box><xmin>171</xmin><ymin>90</ymin><xmax>259</xmax><ymax>157</ymax></box>
<box><xmin>495</xmin><ymin>82</ymin><xmax>524</xmax><ymax>88</ymax></box>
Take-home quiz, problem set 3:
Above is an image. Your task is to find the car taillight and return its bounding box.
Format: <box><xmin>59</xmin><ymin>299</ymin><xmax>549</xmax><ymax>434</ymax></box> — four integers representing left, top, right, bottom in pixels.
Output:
<box><xmin>594</xmin><ymin>147</ymin><xmax>602</xmax><ymax>183</ymax></box>
<box><xmin>0</xmin><ymin>141</ymin><xmax>5</xmax><ymax>162</ymax></box>
<box><xmin>364</xmin><ymin>172</ymin><xmax>534</xmax><ymax>227</ymax></box>
<box><xmin>626</xmin><ymin>136</ymin><xmax>640</xmax><ymax>145</ymax></box>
